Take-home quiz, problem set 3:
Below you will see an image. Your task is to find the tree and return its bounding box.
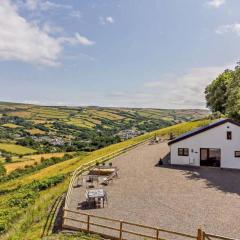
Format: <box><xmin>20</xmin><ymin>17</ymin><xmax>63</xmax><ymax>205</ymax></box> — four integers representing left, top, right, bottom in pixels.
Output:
<box><xmin>226</xmin><ymin>65</ymin><xmax>240</xmax><ymax>119</ymax></box>
<box><xmin>205</xmin><ymin>70</ymin><xmax>233</xmax><ymax>114</ymax></box>
<box><xmin>205</xmin><ymin>63</ymin><xmax>240</xmax><ymax>120</ymax></box>
<box><xmin>5</xmin><ymin>155</ymin><xmax>12</xmax><ymax>163</ymax></box>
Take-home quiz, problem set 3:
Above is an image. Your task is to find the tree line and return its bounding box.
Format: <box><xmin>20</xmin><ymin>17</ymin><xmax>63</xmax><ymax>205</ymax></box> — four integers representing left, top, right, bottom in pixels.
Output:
<box><xmin>205</xmin><ymin>63</ymin><xmax>240</xmax><ymax>120</ymax></box>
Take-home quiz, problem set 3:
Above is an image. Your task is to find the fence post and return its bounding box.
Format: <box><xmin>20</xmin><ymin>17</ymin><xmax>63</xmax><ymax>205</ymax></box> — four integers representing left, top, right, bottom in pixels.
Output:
<box><xmin>156</xmin><ymin>229</ymin><xmax>159</xmax><ymax>240</ymax></box>
<box><xmin>119</xmin><ymin>221</ymin><xmax>123</xmax><ymax>240</ymax></box>
<box><xmin>197</xmin><ymin>228</ymin><xmax>203</xmax><ymax>240</ymax></box>
<box><xmin>62</xmin><ymin>209</ymin><xmax>65</xmax><ymax>229</ymax></box>
<box><xmin>87</xmin><ymin>215</ymin><xmax>90</xmax><ymax>232</ymax></box>
<box><xmin>202</xmin><ymin>231</ymin><xmax>205</xmax><ymax>240</ymax></box>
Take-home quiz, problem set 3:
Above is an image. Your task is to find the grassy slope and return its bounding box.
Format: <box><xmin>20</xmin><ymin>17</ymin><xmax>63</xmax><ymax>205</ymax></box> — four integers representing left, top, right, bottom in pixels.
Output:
<box><xmin>1</xmin><ymin>119</ymin><xmax>212</xmax><ymax>240</ymax></box>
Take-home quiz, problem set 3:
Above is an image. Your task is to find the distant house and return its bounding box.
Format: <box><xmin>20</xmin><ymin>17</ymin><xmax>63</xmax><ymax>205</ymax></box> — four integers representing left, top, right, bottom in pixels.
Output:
<box><xmin>117</xmin><ymin>129</ymin><xmax>145</xmax><ymax>140</ymax></box>
<box><xmin>168</xmin><ymin>118</ymin><xmax>240</xmax><ymax>169</ymax></box>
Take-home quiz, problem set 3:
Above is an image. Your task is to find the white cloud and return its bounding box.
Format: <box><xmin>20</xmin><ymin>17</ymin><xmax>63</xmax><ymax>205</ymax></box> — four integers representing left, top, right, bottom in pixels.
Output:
<box><xmin>216</xmin><ymin>23</ymin><xmax>240</xmax><ymax>35</ymax></box>
<box><xmin>0</xmin><ymin>0</ymin><xmax>61</xmax><ymax>66</ymax></box>
<box><xmin>42</xmin><ymin>22</ymin><xmax>63</xmax><ymax>34</ymax></box>
<box><xmin>22</xmin><ymin>0</ymin><xmax>72</xmax><ymax>11</ymax></box>
<box><xmin>0</xmin><ymin>1</ymin><xmax>95</xmax><ymax>66</ymax></box>
<box><xmin>143</xmin><ymin>63</ymin><xmax>234</xmax><ymax>108</ymax></box>
<box><xmin>106</xmin><ymin>16</ymin><xmax>114</xmax><ymax>24</ymax></box>
<box><xmin>106</xmin><ymin>63</ymin><xmax>234</xmax><ymax>109</ymax></box>
<box><xmin>25</xmin><ymin>0</ymin><xmax>37</xmax><ymax>10</ymax></box>
<box><xmin>75</xmin><ymin>33</ymin><xmax>95</xmax><ymax>46</ymax></box>
<box><xmin>99</xmin><ymin>16</ymin><xmax>115</xmax><ymax>25</ymax></box>
<box><xmin>59</xmin><ymin>33</ymin><xmax>95</xmax><ymax>46</ymax></box>
<box><xmin>70</xmin><ymin>10</ymin><xmax>81</xmax><ymax>19</ymax></box>
<box><xmin>207</xmin><ymin>0</ymin><xmax>226</xmax><ymax>8</ymax></box>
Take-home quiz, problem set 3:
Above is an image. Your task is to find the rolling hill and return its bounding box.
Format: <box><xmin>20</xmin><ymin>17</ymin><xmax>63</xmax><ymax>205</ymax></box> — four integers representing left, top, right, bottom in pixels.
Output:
<box><xmin>0</xmin><ymin>101</ymin><xmax>208</xmax><ymax>154</ymax></box>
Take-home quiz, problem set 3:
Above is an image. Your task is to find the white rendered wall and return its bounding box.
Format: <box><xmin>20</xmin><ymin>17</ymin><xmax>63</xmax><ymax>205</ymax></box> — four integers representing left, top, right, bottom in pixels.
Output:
<box><xmin>170</xmin><ymin>122</ymin><xmax>240</xmax><ymax>169</ymax></box>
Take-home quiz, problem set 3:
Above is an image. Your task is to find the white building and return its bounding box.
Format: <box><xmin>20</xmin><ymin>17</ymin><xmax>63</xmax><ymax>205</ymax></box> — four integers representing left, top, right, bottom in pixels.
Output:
<box><xmin>168</xmin><ymin>118</ymin><xmax>240</xmax><ymax>169</ymax></box>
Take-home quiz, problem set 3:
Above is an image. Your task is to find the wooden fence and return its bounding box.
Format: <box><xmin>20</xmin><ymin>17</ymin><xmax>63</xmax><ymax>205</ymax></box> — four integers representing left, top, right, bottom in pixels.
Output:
<box><xmin>201</xmin><ymin>231</ymin><xmax>239</xmax><ymax>240</ymax></box>
<box><xmin>62</xmin><ymin>210</ymin><xmax>239</xmax><ymax>240</ymax></box>
<box><xmin>62</xmin><ymin>209</ymin><xmax>197</xmax><ymax>240</ymax></box>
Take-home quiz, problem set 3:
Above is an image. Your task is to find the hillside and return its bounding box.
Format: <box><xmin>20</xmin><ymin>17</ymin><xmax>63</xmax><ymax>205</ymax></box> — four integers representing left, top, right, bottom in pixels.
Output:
<box><xmin>0</xmin><ymin>102</ymin><xmax>208</xmax><ymax>156</ymax></box>
<box><xmin>0</xmin><ymin>118</ymin><xmax>212</xmax><ymax>239</ymax></box>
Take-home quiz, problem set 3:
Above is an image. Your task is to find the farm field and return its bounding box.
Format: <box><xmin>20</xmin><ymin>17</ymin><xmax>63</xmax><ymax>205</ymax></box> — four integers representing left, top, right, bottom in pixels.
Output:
<box><xmin>0</xmin><ymin>118</ymin><xmax>212</xmax><ymax>239</ymax></box>
<box><xmin>2</xmin><ymin>123</ymin><xmax>21</xmax><ymax>129</ymax></box>
<box><xmin>4</xmin><ymin>152</ymin><xmax>75</xmax><ymax>173</ymax></box>
<box><xmin>0</xmin><ymin>143</ymin><xmax>36</xmax><ymax>155</ymax></box>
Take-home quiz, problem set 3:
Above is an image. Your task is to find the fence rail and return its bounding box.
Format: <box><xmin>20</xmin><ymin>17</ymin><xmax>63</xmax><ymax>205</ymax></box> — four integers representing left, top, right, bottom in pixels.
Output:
<box><xmin>62</xmin><ymin>209</ymin><xmax>197</xmax><ymax>240</ymax></box>
<box><xmin>203</xmin><ymin>232</ymin><xmax>239</xmax><ymax>240</ymax></box>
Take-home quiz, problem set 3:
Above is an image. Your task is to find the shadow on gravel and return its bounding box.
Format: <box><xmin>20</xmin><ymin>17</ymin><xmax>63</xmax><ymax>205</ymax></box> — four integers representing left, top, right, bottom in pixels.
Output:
<box><xmin>155</xmin><ymin>152</ymin><xmax>171</xmax><ymax>167</ymax></box>
<box><xmin>159</xmin><ymin>164</ymin><xmax>240</xmax><ymax>195</ymax></box>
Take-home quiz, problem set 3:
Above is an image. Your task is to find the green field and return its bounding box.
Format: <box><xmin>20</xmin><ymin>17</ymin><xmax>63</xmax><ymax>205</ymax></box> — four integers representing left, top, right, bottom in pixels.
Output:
<box><xmin>0</xmin><ymin>143</ymin><xmax>36</xmax><ymax>155</ymax></box>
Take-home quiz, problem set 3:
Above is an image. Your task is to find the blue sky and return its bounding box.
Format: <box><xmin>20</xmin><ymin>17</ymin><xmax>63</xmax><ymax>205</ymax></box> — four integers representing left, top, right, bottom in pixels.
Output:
<box><xmin>0</xmin><ymin>0</ymin><xmax>239</xmax><ymax>108</ymax></box>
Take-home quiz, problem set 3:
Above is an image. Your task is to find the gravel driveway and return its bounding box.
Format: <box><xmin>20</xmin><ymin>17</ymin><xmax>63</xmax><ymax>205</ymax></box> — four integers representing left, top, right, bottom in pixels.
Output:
<box><xmin>66</xmin><ymin>142</ymin><xmax>240</xmax><ymax>239</ymax></box>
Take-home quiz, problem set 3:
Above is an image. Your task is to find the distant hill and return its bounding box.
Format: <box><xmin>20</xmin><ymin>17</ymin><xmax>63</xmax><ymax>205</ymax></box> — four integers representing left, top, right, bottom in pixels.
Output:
<box><xmin>0</xmin><ymin>101</ymin><xmax>209</xmax><ymax>155</ymax></box>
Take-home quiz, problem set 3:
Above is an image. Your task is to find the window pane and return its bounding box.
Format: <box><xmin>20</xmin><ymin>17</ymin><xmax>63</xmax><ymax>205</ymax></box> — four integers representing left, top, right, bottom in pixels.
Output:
<box><xmin>184</xmin><ymin>148</ymin><xmax>189</xmax><ymax>156</ymax></box>
<box><xmin>178</xmin><ymin>148</ymin><xmax>183</xmax><ymax>156</ymax></box>
<box><xmin>235</xmin><ymin>151</ymin><xmax>240</xmax><ymax>157</ymax></box>
<box><xmin>227</xmin><ymin>131</ymin><xmax>232</xmax><ymax>140</ymax></box>
<box><xmin>209</xmin><ymin>148</ymin><xmax>221</xmax><ymax>161</ymax></box>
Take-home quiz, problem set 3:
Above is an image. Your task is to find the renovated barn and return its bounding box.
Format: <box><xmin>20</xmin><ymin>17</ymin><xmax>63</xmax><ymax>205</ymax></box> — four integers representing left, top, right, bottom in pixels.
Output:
<box><xmin>168</xmin><ymin>118</ymin><xmax>240</xmax><ymax>169</ymax></box>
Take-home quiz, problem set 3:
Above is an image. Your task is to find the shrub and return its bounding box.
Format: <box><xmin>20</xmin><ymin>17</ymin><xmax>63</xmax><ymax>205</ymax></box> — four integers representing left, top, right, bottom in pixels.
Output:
<box><xmin>0</xmin><ymin>163</ymin><xmax>6</xmax><ymax>177</ymax></box>
<box><xmin>5</xmin><ymin>156</ymin><xmax>12</xmax><ymax>163</ymax></box>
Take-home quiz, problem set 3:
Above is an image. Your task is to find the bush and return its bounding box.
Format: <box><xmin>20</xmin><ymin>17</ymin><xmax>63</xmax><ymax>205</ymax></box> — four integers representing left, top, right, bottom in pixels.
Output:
<box><xmin>5</xmin><ymin>156</ymin><xmax>12</xmax><ymax>163</ymax></box>
<box><xmin>0</xmin><ymin>163</ymin><xmax>6</xmax><ymax>177</ymax></box>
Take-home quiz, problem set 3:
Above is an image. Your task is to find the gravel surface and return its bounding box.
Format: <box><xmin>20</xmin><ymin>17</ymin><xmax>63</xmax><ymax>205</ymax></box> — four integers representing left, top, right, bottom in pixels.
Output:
<box><xmin>65</xmin><ymin>142</ymin><xmax>240</xmax><ymax>239</ymax></box>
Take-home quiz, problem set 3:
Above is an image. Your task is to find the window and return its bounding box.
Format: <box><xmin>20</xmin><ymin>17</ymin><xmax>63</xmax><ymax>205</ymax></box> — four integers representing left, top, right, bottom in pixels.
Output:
<box><xmin>235</xmin><ymin>151</ymin><xmax>240</xmax><ymax>157</ymax></box>
<box><xmin>227</xmin><ymin>131</ymin><xmax>232</xmax><ymax>140</ymax></box>
<box><xmin>178</xmin><ymin>148</ymin><xmax>189</xmax><ymax>156</ymax></box>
